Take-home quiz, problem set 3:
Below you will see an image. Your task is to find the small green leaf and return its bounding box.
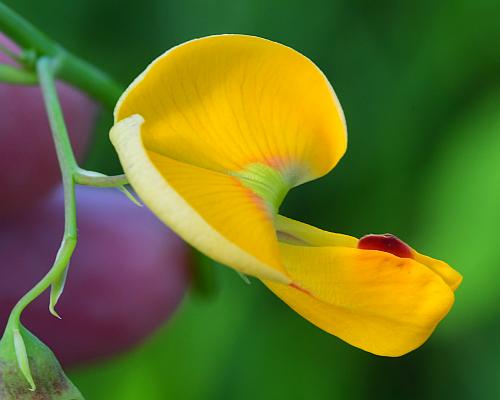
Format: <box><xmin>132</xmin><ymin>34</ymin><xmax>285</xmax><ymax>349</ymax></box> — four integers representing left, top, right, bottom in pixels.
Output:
<box><xmin>49</xmin><ymin>267</ymin><xmax>69</xmax><ymax>319</ymax></box>
<box><xmin>118</xmin><ymin>185</ymin><xmax>142</xmax><ymax>207</ymax></box>
<box><xmin>12</xmin><ymin>329</ymin><xmax>35</xmax><ymax>391</ymax></box>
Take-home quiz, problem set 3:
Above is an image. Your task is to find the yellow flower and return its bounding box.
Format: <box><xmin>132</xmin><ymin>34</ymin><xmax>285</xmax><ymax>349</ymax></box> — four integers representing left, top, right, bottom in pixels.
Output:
<box><xmin>110</xmin><ymin>35</ymin><xmax>462</xmax><ymax>357</ymax></box>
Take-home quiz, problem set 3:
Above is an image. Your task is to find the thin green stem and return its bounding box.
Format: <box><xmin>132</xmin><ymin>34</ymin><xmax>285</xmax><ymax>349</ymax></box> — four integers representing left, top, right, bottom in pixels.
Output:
<box><xmin>6</xmin><ymin>56</ymin><xmax>132</xmax><ymax>328</ymax></box>
<box><xmin>2</xmin><ymin>4</ymin><xmax>134</xmax><ymax>332</ymax></box>
<box><xmin>37</xmin><ymin>57</ymin><xmax>78</xmax><ymax>176</ymax></box>
<box><xmin>0</xmin><ymin>7</ymin><xmax>134</xmax><ymax>390</ymax></box>
<box><xmin>7</xmin><ymin>56</ymin><xmax>78</xmax><ymax>326</ymax></box>
<box><xmin>0</xmin><ymin>2</ymin><xmax>57</xmax><ymax>56</ymax></box>
<box><xmin>0</xmin><ymin>1</ymin><xmax>123</xmax><ymax>109</ymax></box>
<box><xmin>0</xmin><ymin>63</ymin><xmax>37</xmax><ymax>85</ymax></box>
<box><xmin>74</xmin><ymin>168</ymin><xmax>128</xmax><ymax>187</ymax></box>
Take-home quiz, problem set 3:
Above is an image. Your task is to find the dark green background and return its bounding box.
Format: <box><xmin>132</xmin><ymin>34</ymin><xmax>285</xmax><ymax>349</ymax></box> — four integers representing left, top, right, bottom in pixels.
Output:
<box><xmin>5</xmin><ymin>0</ymin><xmax>500</xmax><ymax>398</ymax></box>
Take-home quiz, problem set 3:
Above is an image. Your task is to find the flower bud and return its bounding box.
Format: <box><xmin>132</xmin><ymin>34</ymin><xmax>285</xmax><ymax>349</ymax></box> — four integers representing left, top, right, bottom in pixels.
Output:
<box><xmin>0</xmin><ymin>326</ymin><xmax>83</xmax><ymax>399</ymax></box>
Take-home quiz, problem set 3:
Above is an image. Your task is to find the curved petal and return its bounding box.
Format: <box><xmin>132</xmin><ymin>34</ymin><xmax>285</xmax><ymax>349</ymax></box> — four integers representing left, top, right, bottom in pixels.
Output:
<box><xmin>264</xmin><ymin>243</ymin><xmax>455</xmax><ymax>356</ymax></box>
<box><xmin>114</xmin><ymin>34</ymin><xmax>347</xmax><ymax>182</ymax></box>
<box><xmin>411</xmin><ymin>252</ymin><xmax>462</xmax><ymax>291</ymax></box>
<box><xmin>111</xmin><ymin>35</ymin><xmax>346</xmax><ymax>283</ymax></box>
<box><xmin>275</xmin><ymin>215</ymin><xmax>357</xmax><ymax>247</ymax></box>
<box><xmin>110</xmin><ymin>115</ymin><xmax>290</xmax><ymax>283</ymax></box>
<box><xmin>276</xmin><ymin>215</ymin><xmax>462</xmax><ymax>290</ymax></box>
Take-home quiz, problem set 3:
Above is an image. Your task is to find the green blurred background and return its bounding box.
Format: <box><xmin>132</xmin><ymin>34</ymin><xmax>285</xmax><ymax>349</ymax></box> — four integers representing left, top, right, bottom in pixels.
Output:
<box><xmin>5</xmin><ymin>0</ymin><xmax>500</xmax><ymax>398</ymax></box>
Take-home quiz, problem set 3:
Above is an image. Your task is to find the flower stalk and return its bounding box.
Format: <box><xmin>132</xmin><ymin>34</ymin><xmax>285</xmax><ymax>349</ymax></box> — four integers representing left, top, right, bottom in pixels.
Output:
<box><xmin>0</xmin><ymin>2</ymin><xmax>131</xmax><ymax>392</ymax></box>
<box><xmin>0</xmin><ymin>63</ymin><xmax>37</xmax><ymax>84</ymax></box>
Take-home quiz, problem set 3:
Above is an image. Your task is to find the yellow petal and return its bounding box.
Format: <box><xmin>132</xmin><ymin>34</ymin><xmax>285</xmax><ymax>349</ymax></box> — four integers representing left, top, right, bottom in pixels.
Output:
<box><xmin>276</xmin><ymin>215</ymin><xmax>357</xmax><ymax>247</ymax></box>
<box><xmin>111</xmin><ymin>35</ymin><xmax>346</xmax><ymax>282</ymax></box>
<box><xmin>110</xmin><ymin>115</ymin><xmax>290</xmax><ymax>283</ymax></box>
<box><xmin>276</xmin><ymin>215</ymin><xmax>461</xmax><ymax>291</ymax></box>
<box><xmin>114</xmin><ymin>34</ymin><xmax>346</xmax><ymax>182</ymax></box>
<box><xmin>264</xmin><ymin>243</ymin><xmax>455</xmax><ymax>357</ymax></box>
<box><xmin>412</xmin><ymin>252</ymin><xmax>462</xmax><ymax>291</ymax></box>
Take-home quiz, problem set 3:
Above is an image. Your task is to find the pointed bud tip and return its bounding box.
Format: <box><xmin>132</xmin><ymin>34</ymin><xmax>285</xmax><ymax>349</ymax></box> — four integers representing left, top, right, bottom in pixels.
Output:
<box><xmin>49</xmin><ymin>306</ymin><xmax>62</xmax><ymax>319</ymax></box>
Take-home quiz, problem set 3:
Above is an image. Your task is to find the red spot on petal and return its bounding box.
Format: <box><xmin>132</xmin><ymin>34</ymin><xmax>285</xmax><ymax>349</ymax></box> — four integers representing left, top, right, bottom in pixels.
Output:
<box><xmin>358</xmin><ymin>234</ymin><xmax>414</xmax><ymax>259</ymax></box>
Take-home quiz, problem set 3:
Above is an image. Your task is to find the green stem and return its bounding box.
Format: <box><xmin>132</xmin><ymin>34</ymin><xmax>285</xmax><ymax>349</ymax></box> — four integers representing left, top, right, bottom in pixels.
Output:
<box><xmin>0</xmin><ymin>1</ymin><xmax>123</xmax><ymax>109</ymax></box>
<box><xmin>5</xmin><ymin>57</ymin><xmax>128</xmax><ymax>327</ymax></box>
<box><xmin>0</xmin><ymin>8</ymin><xmax>132</xmax><ymax>389</ymax></box>
<box><xmin>74</xmin><ymin>168</ymin><xmax>128</xmax><ymax>187</ymax></box>
<box><xmin>38</xmin><ymin>57</ymin><xmax>78</xmax><ymax>173</ymax></box>
<box><xmin>6</xmin><ymin>58</ymin><xmax>129</xmax><ymax>326</ymax></box>
<box><xmin>58</xmin><ymin>52</ymin><xmax>122</xmax><ymax>111</ymax></box>
<box><xmin>0</xmin><ymin>2</ymin><xmax>57</xmax><ymax>56</ymax></box>
<box><xmin>0</xmin><ymin>63</ymin><xmax>37</xmax><ymax>85</ymax></box>
<box><xmin>7</xmin><ymin>57</ymin><xmax>78</xmax><ymax>326</ymax></box>
<box><xmin>2</xmin><ymin>4</ymin><xmax>130</xmax><ymax>330</ymax></box>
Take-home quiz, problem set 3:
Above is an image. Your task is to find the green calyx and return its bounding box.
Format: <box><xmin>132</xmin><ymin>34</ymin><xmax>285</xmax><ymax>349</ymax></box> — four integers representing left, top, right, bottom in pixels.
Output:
<box><xmin>0</xmin><ymin>324</ymin><xmax>84</xmax><ymax>399</ymax></box>
<box><xmin>232</xmin><ymin>163</ymin><xmax>300</xmax><ymax>215</ymax></box>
